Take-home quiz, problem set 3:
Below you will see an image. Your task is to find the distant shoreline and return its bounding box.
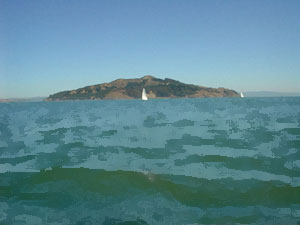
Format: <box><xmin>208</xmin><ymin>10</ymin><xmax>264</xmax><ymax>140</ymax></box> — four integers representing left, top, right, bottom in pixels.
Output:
<box><xmin>0</xmin><ymin>97</ymin><xmax>46</xmax><ymax>103</ymax></box>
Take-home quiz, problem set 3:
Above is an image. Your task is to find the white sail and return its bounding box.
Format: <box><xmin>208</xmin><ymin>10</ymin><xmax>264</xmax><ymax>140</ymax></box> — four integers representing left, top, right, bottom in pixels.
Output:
<box><xmin>142</xmin><ymin>88</ymin><xmax>148</xmax><ymax>100</ymax></box>
<box><xmin>240</xmin><ymin>92</ymin><xmax>244</xmax><ymax>98</ymax></box>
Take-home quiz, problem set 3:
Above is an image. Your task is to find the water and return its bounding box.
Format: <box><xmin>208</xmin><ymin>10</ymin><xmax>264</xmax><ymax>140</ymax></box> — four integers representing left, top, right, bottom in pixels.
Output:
<box><xmin>0</xmin><ymin>97</ymin><xmax>300</xmax><ymax>225</ymax></box>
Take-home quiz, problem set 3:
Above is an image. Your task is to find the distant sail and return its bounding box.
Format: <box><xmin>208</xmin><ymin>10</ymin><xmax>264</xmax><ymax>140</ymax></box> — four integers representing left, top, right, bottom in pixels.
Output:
<box><xmin>240</xmin><ymin>92</ymin><xmax>244</xmax><ymax>98</ymax></box>
<box><xmin>142</xmin><ymin>88</ymin><xmax>148</xmax><ymax>100</ymax></box>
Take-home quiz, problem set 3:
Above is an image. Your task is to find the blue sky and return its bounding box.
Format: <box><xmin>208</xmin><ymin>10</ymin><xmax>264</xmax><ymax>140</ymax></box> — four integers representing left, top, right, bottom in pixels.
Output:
<box><xmin>1</xmin><ymin>0</ymin><xmax>300</xmax><ymax>98</ymax></box>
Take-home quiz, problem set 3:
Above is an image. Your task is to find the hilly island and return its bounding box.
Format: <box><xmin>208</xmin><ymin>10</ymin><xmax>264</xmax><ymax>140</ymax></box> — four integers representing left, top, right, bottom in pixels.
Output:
<box><xmin>46</xmin><ymin>75</ymin><xmax>239</xmax><ymax>101</ymax></box>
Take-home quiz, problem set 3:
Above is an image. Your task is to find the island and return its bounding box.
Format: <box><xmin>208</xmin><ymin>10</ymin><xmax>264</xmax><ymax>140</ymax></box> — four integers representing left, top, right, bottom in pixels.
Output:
<box><xmin>45</xmin><ymin>75</ymin><xmax>239</xmax><ymax>101</ymax></box>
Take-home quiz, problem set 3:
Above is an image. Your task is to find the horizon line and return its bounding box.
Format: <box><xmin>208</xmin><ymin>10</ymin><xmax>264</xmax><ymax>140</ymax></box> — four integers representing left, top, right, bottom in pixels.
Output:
<box><xmin>1</xmin><ymin>90</ymin><xmax>300</xmax><ymax>99</ymax></box>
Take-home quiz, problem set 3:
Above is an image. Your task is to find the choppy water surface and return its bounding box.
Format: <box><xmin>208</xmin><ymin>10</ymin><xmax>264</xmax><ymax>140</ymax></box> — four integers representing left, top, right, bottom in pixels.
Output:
<box><xmin>1</xmin><ymin>97</ymin><xmax>300</xmax><ymax>225</ymax></box>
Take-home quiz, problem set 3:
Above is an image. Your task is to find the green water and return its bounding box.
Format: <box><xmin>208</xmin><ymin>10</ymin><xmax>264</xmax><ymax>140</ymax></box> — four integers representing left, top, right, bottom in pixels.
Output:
<box><xmin>0</xmin><ymin>97</ymin><xmax>300</xmax><ymax>224</ymax></box>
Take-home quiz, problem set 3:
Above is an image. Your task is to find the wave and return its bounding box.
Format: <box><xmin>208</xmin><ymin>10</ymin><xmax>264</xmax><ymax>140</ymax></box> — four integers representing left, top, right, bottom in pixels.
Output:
<box><xmin>1</xmin><ymin>168</ymin><xmax>299</xmax><ymax>208</ymax></box>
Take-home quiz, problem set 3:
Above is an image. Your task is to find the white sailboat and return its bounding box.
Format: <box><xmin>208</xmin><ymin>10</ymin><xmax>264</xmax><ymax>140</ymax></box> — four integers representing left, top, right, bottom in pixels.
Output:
<box><xmin>142</xmin><ymin>88</ymin><xmax>148</xmax><ymax>100</ymax></box>
<box><xmin>240</xmin><ymin>92</ymin><xmax>244</xmax><ymax>98</ymax></box>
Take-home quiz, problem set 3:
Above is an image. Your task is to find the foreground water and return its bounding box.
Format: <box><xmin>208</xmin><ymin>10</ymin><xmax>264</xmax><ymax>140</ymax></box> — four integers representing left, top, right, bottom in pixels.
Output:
<box><xmin>0</xmin><ymin>97</ymin><xmax>300</xmax><ymax>225</ymax></box>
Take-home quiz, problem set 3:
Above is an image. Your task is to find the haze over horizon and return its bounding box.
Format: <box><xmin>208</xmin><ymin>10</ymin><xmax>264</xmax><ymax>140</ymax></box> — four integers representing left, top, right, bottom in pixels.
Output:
<box><xmin>1</xmin><ymin>0</ymin><xmax>299</xmax><ymax>98</ymax></box>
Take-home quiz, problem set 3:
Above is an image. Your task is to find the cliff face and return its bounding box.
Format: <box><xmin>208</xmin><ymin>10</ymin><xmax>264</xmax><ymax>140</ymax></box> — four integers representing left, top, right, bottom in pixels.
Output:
<box><xmin>46</xmin><ymin>75</ymin><xmax>239</xmax><ymax>101</ymax></box>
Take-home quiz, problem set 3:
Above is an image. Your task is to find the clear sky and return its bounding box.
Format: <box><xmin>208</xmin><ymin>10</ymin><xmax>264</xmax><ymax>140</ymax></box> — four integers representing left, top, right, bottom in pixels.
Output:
<box><xmin>1</xmin><ymin>0</ymin><xmax>300</xmax><ymax>98</ymax></box>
